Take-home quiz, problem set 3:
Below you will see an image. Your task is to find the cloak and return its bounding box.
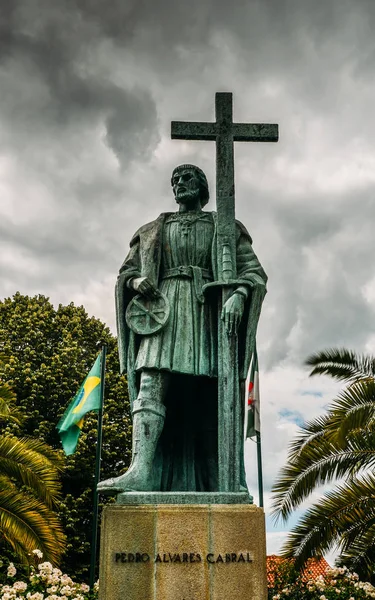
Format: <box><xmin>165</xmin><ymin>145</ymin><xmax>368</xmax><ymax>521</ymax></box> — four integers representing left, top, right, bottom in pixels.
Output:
<box><xmin>115</xmin><ymin>212</ymin><xmax>267</xmax><ymax>407</ymax></box>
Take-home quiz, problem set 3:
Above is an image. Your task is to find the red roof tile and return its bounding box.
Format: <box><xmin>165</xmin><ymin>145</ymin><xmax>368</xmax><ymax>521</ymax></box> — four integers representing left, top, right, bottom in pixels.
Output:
<box><xmin>267</xmin><ymin>555</ymin><xmax>331</xmax><ymax>586</ymax></box>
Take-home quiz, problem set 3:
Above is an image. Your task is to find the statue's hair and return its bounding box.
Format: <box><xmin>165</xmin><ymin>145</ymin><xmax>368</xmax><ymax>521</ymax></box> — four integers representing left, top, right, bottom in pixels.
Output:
<box><xmin>171</xmin><ymin>164</ymin><xmax>209</xmax><ymax>206</ymax></box>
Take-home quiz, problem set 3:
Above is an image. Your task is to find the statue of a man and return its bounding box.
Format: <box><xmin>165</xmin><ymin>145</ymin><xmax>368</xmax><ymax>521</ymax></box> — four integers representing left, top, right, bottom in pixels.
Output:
<box><xmin>98</xmin><ymin>164</ymin><xmax>267</xmax><ymax>494</ymax></box>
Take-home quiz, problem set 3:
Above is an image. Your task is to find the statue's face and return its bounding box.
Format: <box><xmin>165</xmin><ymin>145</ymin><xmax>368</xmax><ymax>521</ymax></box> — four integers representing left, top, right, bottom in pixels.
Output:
<box><xmin>172</xmin><ymin>168</ymin><xmax>201</xmax><ymax>206</ymax></box>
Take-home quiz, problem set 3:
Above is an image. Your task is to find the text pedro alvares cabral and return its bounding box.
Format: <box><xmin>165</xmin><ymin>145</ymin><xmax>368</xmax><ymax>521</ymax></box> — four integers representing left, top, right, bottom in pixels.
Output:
<box><xmin>114</xmin><ymin>552</ymin><xmax>254</xmax><ymax>564</ymax></box>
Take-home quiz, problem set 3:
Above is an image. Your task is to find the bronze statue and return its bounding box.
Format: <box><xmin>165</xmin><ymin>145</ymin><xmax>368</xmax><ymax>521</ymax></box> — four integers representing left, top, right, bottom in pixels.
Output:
<box><xmin>98</xmin><ymin>163</ymin><xmax>267</xmax><ymax>495</ymax></box>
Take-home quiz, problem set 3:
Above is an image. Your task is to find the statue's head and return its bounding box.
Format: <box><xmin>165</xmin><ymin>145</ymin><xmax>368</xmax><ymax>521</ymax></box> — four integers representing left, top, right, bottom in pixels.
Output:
<box><xmin>171</xmin><ymin>164</ymin><xmax>209</xmax><ymax>208</ymax></box>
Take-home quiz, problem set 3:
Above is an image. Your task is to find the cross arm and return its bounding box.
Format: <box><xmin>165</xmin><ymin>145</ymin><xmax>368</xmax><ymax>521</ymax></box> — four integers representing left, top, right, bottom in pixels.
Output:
<box><xmin>232</xmin><ymin>122</ymin><xmax>279</xmax><ymax>142</ymax></box>
<box><xmin>171</xmin><ymin>121</ymin><xmax>217</xmax><ymax>141</ymax></box>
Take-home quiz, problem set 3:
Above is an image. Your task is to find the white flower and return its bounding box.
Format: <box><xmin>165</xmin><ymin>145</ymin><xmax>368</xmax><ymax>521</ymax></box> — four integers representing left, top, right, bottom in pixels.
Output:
<box><xmin>79</xmin><ymin>585</ymin><xmax>89</xmax><ymax>594</ymax></box>
<box><xmin>319</xmin><ymin>596</ymin><xmax>327</xmax><ymax>600</ymax></box>
<box><xmin>46</xmin><ymin>587</ymin><xmax>58</xmax><ymax>594</ymax></box>
<box><xmin>59</xmin><ymin>576</ymin><xmax>73</xmax><ymax>587</ymax></box>
<box><xmin>93</xmin><ymin>581</ymin><xmax>99</xmax><ymax>593</ymax></box>
<box><xmin>2</xmin><ymin>585</ymin><xmax>16</xmax><ymax>598</ymax></box>
<box><xmin>26</xmin><ymin>593</ymin><xmax>44</xmax><ymax>600</ymax></box>
<box><xmin>32</xmin><ymin>550</ymin><xmax>43</xmax><ymax>560</ymax></box>
<box><xmin>60</xmin><ymin>586</ymin><xmax>72</xmax><ymax>597</ymax></box>
<box><xmin>38</xmin><ymin>563</ymin><xmax>53</xmax><ymax>574</ymax></box>
<box><xmin>51</xmin><ymin>569</ymin><xmax>62</xmax><ymax>578</ymax></box>
<box><xmin>7</xmin><ymin>564</ymin><xmax>17</xmax><ymax>578</ymax></box>
<box><xmin>13</xmin><ymin>582</ymin><xmax>27</xmax><ymax>592</ymax></box>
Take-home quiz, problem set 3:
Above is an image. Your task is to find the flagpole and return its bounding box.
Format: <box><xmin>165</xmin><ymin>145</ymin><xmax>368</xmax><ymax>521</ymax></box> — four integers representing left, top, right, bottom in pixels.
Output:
<box><xmin>89</xmin><ymin>344</ymin><xmax>107</xmax><ymax>590</ymax></box>
<box><xmin>256</xmin><ymin>430</ymin><xmax>264</xmax><ymax>508</ymax></box>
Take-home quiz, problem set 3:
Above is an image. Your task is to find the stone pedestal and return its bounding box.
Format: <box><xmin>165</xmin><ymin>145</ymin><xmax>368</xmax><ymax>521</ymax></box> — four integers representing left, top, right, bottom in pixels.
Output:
<box><xmin>99</xmin><ymin>504</ymin><xmax>267</xmax><ymax>600</ymax></box>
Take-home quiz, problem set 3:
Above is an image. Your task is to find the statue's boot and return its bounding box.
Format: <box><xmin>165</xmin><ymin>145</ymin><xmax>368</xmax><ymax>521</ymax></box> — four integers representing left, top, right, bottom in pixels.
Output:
<box><xmin>97</xmin><ymin>400</ymin><xmax>166</xmax><ymax>495</ymax></box>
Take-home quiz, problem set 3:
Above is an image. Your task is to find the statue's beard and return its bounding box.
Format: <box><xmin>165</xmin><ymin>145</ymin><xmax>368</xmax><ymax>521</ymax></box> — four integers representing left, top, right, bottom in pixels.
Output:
<box><xmin>175</xmin><ymin>188</ymin><xmax>200</xmax><ymax>206</ymax></box>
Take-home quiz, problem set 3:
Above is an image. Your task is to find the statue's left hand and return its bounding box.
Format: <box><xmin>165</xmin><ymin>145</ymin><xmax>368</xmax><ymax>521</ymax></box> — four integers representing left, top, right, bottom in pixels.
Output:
<box><xmin>221</xmin><ymin>292</ymin><xmax>245</xmax><ymax>336</ymax></box>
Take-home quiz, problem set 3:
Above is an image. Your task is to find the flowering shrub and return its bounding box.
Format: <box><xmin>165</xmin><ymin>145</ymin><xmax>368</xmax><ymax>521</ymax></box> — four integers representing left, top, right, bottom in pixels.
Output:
<box><xmin>268</xmin><ymin>563</ymin><xmax>375</xmax><ymax>599</ymax></box>
<box><xmin>0</xmin><ymin>552</ymin><xmax>98</xmax><ymax>600</ymax></box>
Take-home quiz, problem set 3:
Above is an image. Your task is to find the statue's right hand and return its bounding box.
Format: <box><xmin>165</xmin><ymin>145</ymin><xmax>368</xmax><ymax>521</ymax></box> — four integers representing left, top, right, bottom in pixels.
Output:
<box><xmin>131</xmin><ymin>277</ymin><xmax>160</xmax><ymax>300</ymax></box>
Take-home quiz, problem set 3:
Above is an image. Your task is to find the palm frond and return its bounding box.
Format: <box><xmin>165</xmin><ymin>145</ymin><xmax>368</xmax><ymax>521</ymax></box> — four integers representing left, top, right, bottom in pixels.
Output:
<box><xmin>288</xmin><ymin>414</ymin><xmax>333</xmax><ymax>457</ymax></box>
<box><xmin>280</xmin><ymin>474</ymin><xmax>375</xmax><ymax>574</ymax></box>
<box><xmin>0</xmin><ymin>369</ymin><xmax>65</xmax><ymax>564</ymax></box>
<box><xmin>0</xmin><ymin>475</ymin><xmax>65</xmax><ymax>564</ymax></box>
<box><xmin>305</xmin><ymin>348</ymin><xmax>375</xmax><ymax>382</ymax></box>
<box><xmin>326</xmin><ymin>380</ymin><xmax>375</xmax><ymax>443</ymax></box>
<box><xmin>337</xmin><ymin>528</ymin><xmax>375</xmax><ymax>575</ymax></box>
<box><xmin>271</xmin><ymin>432</ymin><xmax>375</xmax><ymax>522</ymax></box>
<box><xmin>0</xmin><ymin>436</ymin><xmax>64</xmax><ymax>508</ymax></box>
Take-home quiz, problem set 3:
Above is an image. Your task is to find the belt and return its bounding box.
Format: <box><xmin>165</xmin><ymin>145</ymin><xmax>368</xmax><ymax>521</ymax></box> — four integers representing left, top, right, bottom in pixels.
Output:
<box><xmin>162</xmin><ymin>266</ymin><xmax>213</xmax><ymax>303</ymax></box>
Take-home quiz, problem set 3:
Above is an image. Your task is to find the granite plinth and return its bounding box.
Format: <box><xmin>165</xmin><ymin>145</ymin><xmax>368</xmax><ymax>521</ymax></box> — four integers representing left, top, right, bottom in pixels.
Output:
<box><xmin>99</xmin><ymin>504</ymin><xmax>267</xmax><ymax>600</ymax></box>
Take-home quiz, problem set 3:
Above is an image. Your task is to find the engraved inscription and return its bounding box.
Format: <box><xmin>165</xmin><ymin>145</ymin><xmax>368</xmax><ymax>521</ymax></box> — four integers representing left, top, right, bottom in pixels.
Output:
<box><xmin>113</xmin><ymin>551</ymin><xmax>253</xmax><ymax>564</ymax></box>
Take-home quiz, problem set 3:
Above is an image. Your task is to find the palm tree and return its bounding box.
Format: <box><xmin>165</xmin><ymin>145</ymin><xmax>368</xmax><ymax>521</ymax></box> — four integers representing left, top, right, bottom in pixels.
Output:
<box><xmin>0</xmin><ymin>372</ymin><xmax>66</xmax><ymax>564</ymax></box>
<box><xmin>271</xmin><ymin>348</ymin><xmax>375</xmax><ymax>579</ymax></box>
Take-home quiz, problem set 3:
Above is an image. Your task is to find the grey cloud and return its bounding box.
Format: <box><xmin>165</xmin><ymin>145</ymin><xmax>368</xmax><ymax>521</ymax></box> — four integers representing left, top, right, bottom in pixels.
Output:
<box><xmin>0</xmin><ymin>1</ymin><xmax>159</xmax><ymax>164</ymax></box>
<box><xmin>254</xmin><ymin>184</ymin><xmax>375</xmax><ymax>368</ymax></box>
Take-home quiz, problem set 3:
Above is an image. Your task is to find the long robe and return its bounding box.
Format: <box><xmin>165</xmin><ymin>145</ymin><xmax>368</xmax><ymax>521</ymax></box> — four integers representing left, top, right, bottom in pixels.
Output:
<box><xmin>115</xmin><ymin>211</ymin><xmax>267</xmax><ymax>491</ymax></box>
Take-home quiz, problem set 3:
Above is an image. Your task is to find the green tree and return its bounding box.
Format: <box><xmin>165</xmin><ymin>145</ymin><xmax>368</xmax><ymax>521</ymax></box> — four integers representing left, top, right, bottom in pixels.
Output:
<box><xmin>0</xmin><ymin>293</ymin><xmax>132</xmax><ymax>578</ymax></box>
<box><xmin>272</xmin><ymin>348</ymin><xmax>375</xmax><ymax>580</ymax></box>
<box><xmin>0</xmin><ymin>368</ymin><xmax>65</xmax><ymax>564</ymax></box>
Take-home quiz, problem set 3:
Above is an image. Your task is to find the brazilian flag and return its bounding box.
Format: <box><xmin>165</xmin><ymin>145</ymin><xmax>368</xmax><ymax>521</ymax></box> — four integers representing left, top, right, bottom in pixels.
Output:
<box><xmin>57</xmin><ymin>353</ymin><xmax>102</xmax><ymax>455</ymax></box>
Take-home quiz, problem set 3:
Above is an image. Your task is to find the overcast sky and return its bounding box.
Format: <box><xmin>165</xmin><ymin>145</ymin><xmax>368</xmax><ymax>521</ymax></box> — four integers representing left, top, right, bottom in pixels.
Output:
<box><xmin>2</xmin><ymin>0</ymin><xmax>375</xmax><ymax>560</ymax></box>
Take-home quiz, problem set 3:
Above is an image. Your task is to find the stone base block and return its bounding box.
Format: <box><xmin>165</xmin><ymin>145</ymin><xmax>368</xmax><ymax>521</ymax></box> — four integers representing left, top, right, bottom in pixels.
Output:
<box><xmin>99</xmin><ymin>504</ymin><xmax>267</xmax><ymax>600</ymax></box>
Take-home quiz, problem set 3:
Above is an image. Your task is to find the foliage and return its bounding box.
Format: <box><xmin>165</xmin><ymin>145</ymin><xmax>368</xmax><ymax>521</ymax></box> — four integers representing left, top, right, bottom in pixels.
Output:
<box><xmin>0</xmin><ymin>358</ymin><xmax>65</xmax><ymax>565</ymax></box>
<box><xmin>0</xmin><ymin>552</ymin><xmax>98</xmax><ymax>600</ymax></box>
<box><xmin>272</xmin><ymin>348</ymin><xmax>375</xmax><ymax>579</ymax></box>
<box><xmin>268</xmin><ymin>561</ymin><xmax>375</xmax><ymax>599</ymax></box>
<box><xmin>0</xmin><ymin>293</ymin><xmax>132</xmax><ymax>579</ymax></box>
<box><xmin>0</xmin><ymin>436</ymin><xmax>66</xmax><ymax>565</ymax></box>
